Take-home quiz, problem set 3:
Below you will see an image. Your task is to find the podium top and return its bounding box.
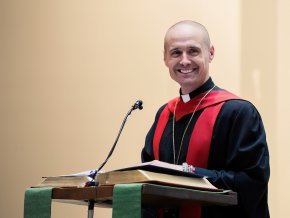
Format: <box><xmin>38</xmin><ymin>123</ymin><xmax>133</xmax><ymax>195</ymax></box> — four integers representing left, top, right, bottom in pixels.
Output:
<box><xmin>52</xmin><ymin>184</ymin><xmax>237</xmax><ymax>208</ymax></box>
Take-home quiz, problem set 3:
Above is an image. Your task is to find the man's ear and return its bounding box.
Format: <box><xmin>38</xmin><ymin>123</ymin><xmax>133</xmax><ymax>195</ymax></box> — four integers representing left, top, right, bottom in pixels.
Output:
<box><xmin>209</xmin><ymin>45</ymin><xmax>215</xmax><ymax>62</ymax></box>
<box><xmin>163</xmin><ymin>50</ymin><xmax>168</xmax><ymax>67</ymax></box>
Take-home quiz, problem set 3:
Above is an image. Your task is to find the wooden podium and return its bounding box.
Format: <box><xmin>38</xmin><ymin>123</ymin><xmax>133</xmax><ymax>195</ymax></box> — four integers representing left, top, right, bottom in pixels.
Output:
<box><xmin>52</xmin><ymin>184</ymin><xmax>237</xmax><ymax>217</ymax></box>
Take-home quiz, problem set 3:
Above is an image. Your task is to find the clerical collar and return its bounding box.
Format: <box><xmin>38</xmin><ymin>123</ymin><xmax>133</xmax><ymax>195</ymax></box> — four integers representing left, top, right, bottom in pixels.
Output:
<box><xmin>180</xmin><ymin>78</ymin><xmax>215</xmax><ymax>103</ymax></box>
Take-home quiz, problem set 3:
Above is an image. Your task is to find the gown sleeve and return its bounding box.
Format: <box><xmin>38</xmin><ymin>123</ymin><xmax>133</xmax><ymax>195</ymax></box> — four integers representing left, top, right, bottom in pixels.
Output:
<box><xmin>196</xmin><ymin>100</ymin><xmax>270</xmax><ymax>218</ymax></box>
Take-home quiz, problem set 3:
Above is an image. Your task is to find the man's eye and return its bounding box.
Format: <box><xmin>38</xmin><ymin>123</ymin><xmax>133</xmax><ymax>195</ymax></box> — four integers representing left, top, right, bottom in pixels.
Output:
<box><xmin>170</xmin><ymin>50</ymin><xmax>181</xmax><ymax>57</ymax></box>
<box><xmin>188</xmin><ymin>48</ymin><xmax>199</xmax><ymax>55</ymax></box>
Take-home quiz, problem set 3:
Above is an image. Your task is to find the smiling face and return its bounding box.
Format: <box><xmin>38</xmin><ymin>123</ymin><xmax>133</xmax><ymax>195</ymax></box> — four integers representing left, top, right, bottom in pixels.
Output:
<box><xmin>164</xmin><ymin>21</ymin><xmax>215</xmax><ymax>94</ymax></box>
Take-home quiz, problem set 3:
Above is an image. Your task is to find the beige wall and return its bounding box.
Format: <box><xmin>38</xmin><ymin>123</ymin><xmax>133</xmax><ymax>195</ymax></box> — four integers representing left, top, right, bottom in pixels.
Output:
<box><xmin>0</xmin><ymin>0</ymin><xmax>288</xmax><ymax>217</ymax></box>
<box><xmin>276</xmin><ymin>0</ymin><xmax>290</xmax><ymax>217</ymax></box>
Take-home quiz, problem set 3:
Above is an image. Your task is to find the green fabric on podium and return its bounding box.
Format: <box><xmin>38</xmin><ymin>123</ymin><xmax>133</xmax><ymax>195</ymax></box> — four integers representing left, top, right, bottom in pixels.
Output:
<box><xmin>112</xmin><ymin>183</ymin><xmax>143</xmax><ymax>218</ymax></box>
<box><xmin>24</xmin><ymin>187</ymin><xmax>53</xmax><ymax>218</ymax></box>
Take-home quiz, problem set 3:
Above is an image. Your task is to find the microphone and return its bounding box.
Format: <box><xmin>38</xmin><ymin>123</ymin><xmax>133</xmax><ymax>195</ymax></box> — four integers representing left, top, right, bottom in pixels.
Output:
<box><xmin>132</xmin><ymin>100</ymin><xmax>143</xmax><ymax>110</ymax></box>
<box><xmin>95</xmin><ymin>100</ymin><xmax>144</xmax><ymax>175</ymax></box>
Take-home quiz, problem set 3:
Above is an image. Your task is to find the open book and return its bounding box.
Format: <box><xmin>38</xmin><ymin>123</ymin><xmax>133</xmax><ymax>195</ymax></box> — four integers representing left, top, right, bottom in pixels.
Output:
<box><xmin>34</xmin><ymin>161</ymin><xmax>218</xmax><ymax>190</ymax></box>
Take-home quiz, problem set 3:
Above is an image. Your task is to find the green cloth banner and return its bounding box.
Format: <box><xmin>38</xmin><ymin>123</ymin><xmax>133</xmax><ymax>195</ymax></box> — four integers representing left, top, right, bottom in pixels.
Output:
<box><xmin>24</xmin><ymin>187</ymin><xmax>53</xmax><ymax>218</ymax></box>
<box><xmin>112</xmin><ymin>183</ymin><xmax>143</xmax><ymax>218</ymax></box>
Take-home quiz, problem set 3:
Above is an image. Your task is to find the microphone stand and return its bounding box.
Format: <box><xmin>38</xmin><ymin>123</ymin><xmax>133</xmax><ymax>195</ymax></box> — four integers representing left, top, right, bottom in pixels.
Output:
<box><xmin>96</xmin><ymin>100</ymin><xmax>143</xmax><ymax>173</ymax></box>
<box><xmin>87</xmin><ymin>100</ymin><xmax>143</xmax><ymax>218</ymax></box>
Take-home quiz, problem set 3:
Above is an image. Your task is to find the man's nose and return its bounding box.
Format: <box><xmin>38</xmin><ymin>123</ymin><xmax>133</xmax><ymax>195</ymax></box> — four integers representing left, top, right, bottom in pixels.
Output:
<box><xmin>180</xmin><ymin>53</ymin><xmax>191</xmax><ymax>66</ymax></box>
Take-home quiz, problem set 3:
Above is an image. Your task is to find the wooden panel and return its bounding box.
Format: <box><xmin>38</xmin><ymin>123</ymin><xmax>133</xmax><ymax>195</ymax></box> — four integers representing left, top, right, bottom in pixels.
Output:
<box><xmin>51</xmin><ymin>184</ymin><xmax>237</xmax><ymax>208</ymax></box>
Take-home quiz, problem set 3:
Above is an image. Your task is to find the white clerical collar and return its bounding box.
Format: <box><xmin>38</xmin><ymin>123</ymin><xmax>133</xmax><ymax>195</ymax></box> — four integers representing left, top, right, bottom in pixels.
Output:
<box><xmin>181</xmin><ymin>94</ymin><xmax>191</xmax><ymax>103</ymax></box>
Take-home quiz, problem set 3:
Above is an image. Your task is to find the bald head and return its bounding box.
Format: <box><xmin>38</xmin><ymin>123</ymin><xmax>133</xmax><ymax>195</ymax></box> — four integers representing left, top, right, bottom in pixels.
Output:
<box><xmin>164</xmin><ymin>20</ymin><xmax>211</xmax><ymax>52</ymax></box>
<box><xmin>163</xmin><ymin>20</ymin><xmax>215</xmax><ymax>94</ymax></box>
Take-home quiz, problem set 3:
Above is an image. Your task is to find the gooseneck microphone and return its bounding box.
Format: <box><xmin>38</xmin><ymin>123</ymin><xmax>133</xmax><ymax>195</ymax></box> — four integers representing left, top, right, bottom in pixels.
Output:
<box><xmin>96</xmin><ymin>100</ymin><xmax>143</xmax><ymax>174</ymax></box>
<box><xmin>132</xmin><ymin>100</ymin><xmax>143</xmax><ymax>110</ymax></box>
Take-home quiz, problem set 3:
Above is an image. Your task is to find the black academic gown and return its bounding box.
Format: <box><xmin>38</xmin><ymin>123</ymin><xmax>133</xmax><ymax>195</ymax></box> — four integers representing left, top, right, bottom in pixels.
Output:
<box><xmin>141</xmin><ymin>78</ymin><xmax>270</xmax><ymax>218</ymax></box>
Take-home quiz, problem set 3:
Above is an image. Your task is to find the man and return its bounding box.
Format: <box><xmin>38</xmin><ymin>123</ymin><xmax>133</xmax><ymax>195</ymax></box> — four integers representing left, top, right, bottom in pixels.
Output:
<box><xmin>141</xmin><ymin>20</ymin><xmax>270</xmax><ymax>218</ymax></box>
